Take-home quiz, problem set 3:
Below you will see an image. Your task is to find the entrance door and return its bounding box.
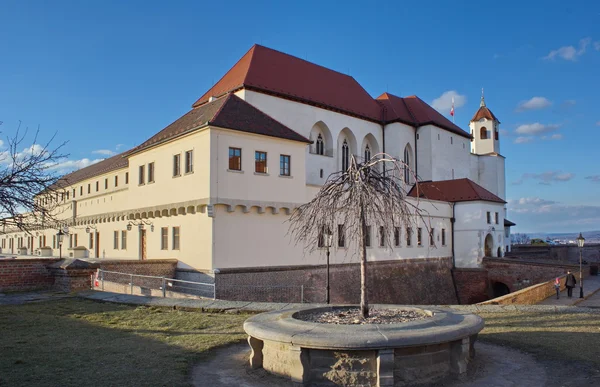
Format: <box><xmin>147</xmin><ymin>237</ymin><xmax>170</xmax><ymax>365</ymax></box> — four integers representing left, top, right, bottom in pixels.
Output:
<box><xmin>95</xmin><ymin>232</ymin><xmax>100</xmax><ymax>258</ymax></box>
<box><xmin>484</xmin><ymin>234</ymin><xmax>493</xmax><ymax>257</ymax></box>
<box><xmin>139</xmin><ymin>229</ymin><xmax>147</xmax><ymax>260</ymax></box>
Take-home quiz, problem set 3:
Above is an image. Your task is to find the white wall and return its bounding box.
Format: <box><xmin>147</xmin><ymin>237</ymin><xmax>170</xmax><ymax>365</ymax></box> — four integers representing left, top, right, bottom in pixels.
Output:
<box><xmin>469</xmin><ymin>118</ymin><xmax>500</xmax><ymax>155</ymax></box>
<box><xmin>469</xmin><ymin>154</ymin><xmax>506</xmax><ymax>200</ymax></box>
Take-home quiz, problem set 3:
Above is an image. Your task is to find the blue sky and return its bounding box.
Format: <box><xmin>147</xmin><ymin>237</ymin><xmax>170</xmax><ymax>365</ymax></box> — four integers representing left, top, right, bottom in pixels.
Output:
<box><xmin>1</xmin><ymin>0</ymin><xmax>599</xmax><ymax>233</ymax></box>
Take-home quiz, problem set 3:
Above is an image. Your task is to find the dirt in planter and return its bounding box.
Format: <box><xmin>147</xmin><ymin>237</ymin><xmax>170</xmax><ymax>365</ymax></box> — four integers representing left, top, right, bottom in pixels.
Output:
<box><xmin>296</xmin><ymin>308</ymin><xmax>430</xmax><ymax>325</ymax></box>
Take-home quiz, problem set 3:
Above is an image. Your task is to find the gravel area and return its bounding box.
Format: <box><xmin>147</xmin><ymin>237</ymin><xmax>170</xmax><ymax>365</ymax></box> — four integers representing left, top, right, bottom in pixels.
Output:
<box><xmin>296</xmin><ymin>308</ymin><xmax>430</xmax><ymax>325</ymax></box>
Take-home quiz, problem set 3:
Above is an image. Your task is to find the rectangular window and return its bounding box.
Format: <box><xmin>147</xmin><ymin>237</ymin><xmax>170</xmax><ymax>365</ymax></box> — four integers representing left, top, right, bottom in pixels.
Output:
<box><xmin>73</xmin><ymin>188</ymin><xmax>76</xmax><ymax>198</ymax></box>
<box><xmin>185</xmin><ymin>150</ymin><xmax>193</xmax><ymax>173</ymax></box>
<box><xmin>229</xmin><ymin>147</ymin><xmax>241</xmax><ymax>170</ymax></box>
<box><xmin>43</xmin><ymin>235</ymin><xmax>46</xmax><ymax>247</ymax></box>
<box><xmin>442</xmin><ymin>229</ymin><xmax>446</xmax><ymax>246</ymax></box>
<box><xmin>80</xmin><ymin>186</ymin><xmax>83</xmax><ymax>196</ymax></box>
<box><xmin>69</xmin><ymin>234</ymin><xmax>73</xmax><ymax>249</ymax></box>
<box><xmin>394</xmin><ymin>227</ymin><xmax>400</xmax><ymax>247</ymax></box>
<box><xmin>105</xmin><ymin>178</ymin><xmax>108</xmax><ymax>189</ymax></box>
<box><xmin>365</xmin><ymin>226</ymin><xmax>371</xmax><ymax>247</ymax></box>
<box><xmin>53</xmin><ymin>235</ymin><xmax>56</xmax><ymax>249</ymax></box>
<box><xmin>495</xmin><ymin>212</ymin><xmax>499</xmax><ymax>224</ymax></box>
<box><xmin>74</xmin><ymin>234</ymin><xmax>78</xmax><ymax>247</ymax></box>
<box><xmin>417</xmin><ymin>228</ymin><xmax>422</xmax><ymax>246</ymax></box>
<box><xmin>379</xmin><ymin>226</ymin><xmax>385</xmax><ymax>247</ymax></box>
<box><xmin>280</xmin><ymin>154</ymin><xmax>291</xmax><ymax>176</ymax></box>
<box><xmin>125</xmin><ymin>172</ymin><xmax>129</xmax><ymax>184</ymax></box>
<box><xmin>173</xmin><ymin>154</ymin><xmax>181</xmax><ymax>176</ymax></box>
<box><xmin>430</xmin><ymin>228</ymin><xmax>435</xmax><ymax>246</ymax></box>
<box><xmin>96</xmin><ymin>181</ymin><xmax>99</xmax><ymax>192</ymax></box>
<box><xmin>161</xmin><ymin>227</ymin><xmax>168</xmax><ymax>250</ymax></box>
<box><xmin>115</xmin><ymin>175</ymin><xmax>118</xmax><ymax>187</ymax></box>
<box><xmin>172</xmin><ymin>227</ymin><xmax>180</xmax><ymax>250</ymax></box>
<box><xmin>317</xmin><ymin>226</ymin><xmax>325</xmax><ymax>248</ymax></box>
<box><xmin>338</xmin><ymin>224</ymin><xmax>345</xmax><ymax>248</ymax></box>
<box><xmin>255</xmin><ymin>151</ymin><xmax>267</xmax><ymax>174</ymax></box>
<box><xmin>89</xmin><ymin>233</ymin><xmax>94</xmax><ymax>249</ymax></box>
<box><xmin>113</xmin><ymin>231</ymin><xmax>119</xmax><ymax>249</ymax></box>
<box><xmin>139</xmin><ymin>165</ymin><xmax>145</xmax><ymax>185</ymax></box>
<box><xmin>121</xmin><ymin>231</ymin><xmax>127</xmax><ymax>250</ymax></box>
<box><xmin>87</xmin><ymin>184</ymin><xmax>91</xmax><ymax>194</ymax></box>
<box><xmin>406</xmin><ymin>227</ymin><xmax>412</xmax><ymax>246</ymax></box>
<box><xmin>148</xmin><ymin>162</ymin><xmax>155</xmax><ymax>183</ymax></box>
<box><xmin>487</xmin><ymin>212</ymin><xmax>491</xmax><ymax>224</ymax></box>
<box><xmin>66</xmin><ymin>191</ymin><xmax>69</xmax><ymax>200</ymax></box>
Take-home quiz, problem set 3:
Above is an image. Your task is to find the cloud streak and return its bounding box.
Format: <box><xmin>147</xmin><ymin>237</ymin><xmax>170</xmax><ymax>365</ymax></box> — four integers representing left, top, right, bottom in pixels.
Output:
<box><xmin>543</xmin><ymin>37</ymin><xmax>591</xmax><ymax>61</ymax></box>
<box><xmin>431</xmin><ymin>90</ymin><xmax>466</xmax><ymax>113</ymax></box>
<box><xmin>515</xmin><ymin>122</ymin><xmax>561</xmax><ymax>135</ymax></box>
<box><xmin>585</xmin><ymin>175</ymin><xmax>600</xmax><ymax>183</ymax></box>
<box><xmin>512</xmin><ymin>171</ymin><xmax>575</xmax><ymax>185</ymax></box>
<box><xmin>516</xmin><ymin>97</ymin><xmax>552</xmax><ymax>112</ymax></box>
<box><xmin>92</xmin><ymin>149</ymin><xmax>116</xmax><ymax>156</ymax></box>
<box><xmin>508</xmin><ymin>196</ymin><xmax>600</xmax><ymax>232</ymax></box>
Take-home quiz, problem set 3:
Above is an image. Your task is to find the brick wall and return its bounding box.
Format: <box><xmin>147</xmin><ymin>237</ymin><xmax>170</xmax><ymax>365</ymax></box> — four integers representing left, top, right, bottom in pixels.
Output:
<box><xmin>509</xmin><ymin>244</ymin><xmax>600</xmax><ymax>264</ymax></box>
<box><xmin>452</xmin><ymin>268</ymin><xmax>489</xmax><ymax>304</ymax></box>
<box><xmin>0</xmin><ymin>258</ymin><xmax>59</xmax><ymax>292</ymax></box>
<box><xmin>98</xmin><ymin>259</ymin><xmax>178</xmax><ymax>289</ymax></box>
<box><xmin>479</xmin><ymin>274</ymin><xmax>567</xmax><ymax>305</ymax></box>
<box><xmin>215</xmin><ymin>257</ymin><xmax>458</xmax><ymax>305</ymax></box>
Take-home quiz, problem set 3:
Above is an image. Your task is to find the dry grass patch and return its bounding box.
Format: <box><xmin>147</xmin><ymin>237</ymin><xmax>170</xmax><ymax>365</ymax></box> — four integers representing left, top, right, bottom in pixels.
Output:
<box><xmin>0</xmin><ymin>298</ymin><xmax>249</xmax><ymax>387</ymax></box>
<box><xmin>477</xmin><ymin>311</ymin><xmax>600</xmax><ymax>365</ymax></box>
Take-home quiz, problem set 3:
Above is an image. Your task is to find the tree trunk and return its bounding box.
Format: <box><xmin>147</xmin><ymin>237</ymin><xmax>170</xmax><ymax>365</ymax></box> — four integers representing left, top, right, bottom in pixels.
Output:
<box><xmin>359</xmin><ymin>199</ymin><xmax>369</xmax><ymax>318</ymax></box>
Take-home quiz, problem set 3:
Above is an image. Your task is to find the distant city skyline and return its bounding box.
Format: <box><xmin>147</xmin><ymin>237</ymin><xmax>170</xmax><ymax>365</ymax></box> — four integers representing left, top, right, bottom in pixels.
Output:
<box><xmin>0</xmin><ymin>0</ymin><xmax>598</xmax><ymax>233</ymax></box>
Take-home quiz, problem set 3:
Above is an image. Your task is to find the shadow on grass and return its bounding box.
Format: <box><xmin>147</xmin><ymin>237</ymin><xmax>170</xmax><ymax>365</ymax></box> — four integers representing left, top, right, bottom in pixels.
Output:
<box><xmin>0</xmin><ymin>299</ymin><xmax>249</xmax><ymax>387</ymax></box>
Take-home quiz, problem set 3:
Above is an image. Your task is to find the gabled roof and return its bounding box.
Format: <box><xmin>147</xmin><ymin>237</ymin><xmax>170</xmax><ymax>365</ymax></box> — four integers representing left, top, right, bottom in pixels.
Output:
<box><xmin>470</xmin><ymin>106</ymin><xmax>499</xmax><ymax>123</ymax></box>
<box><xmin>408</xmin><ymin>178</ymin><xmax>506</xmax><ymax>204</ymax></box>
<box><xmin>504</xmin><ymin>218</ymin><xmax>516</xmax><ymax>227</ymax></box>
<box><xmin>53</xmin><ymin>151</ymin><xmax>130</xmax><ymax>189</ymax></box>
<box><xmin>377</xmin><ymin>93</ymin><xmax>471</xmax><ymax>139</ymax></box>
<box><xmin>192</xmin><ymin>45</ymin><xmax>383</xmax><ymax>121</ymax></box>
<box><xmin>131</xmin><ymin>93</ymin><xmax>310</xmax><ymax>155</ymax></box>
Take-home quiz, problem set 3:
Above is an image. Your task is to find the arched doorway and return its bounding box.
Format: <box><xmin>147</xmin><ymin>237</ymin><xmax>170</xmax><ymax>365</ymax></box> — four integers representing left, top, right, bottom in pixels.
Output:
<box><xmin>492</xmin><ymin>281</ymin><xmax>510</xmax><ymax>298</ymax></box>
<box><xmin>484</xmin><ymin>233</ymin><xmax>493</xmax><ymax>257</ymax></box>
<box><xmin>497</xmin><ymin>247</ymin><xmax>502</xmax><ymax>257</ymax></box>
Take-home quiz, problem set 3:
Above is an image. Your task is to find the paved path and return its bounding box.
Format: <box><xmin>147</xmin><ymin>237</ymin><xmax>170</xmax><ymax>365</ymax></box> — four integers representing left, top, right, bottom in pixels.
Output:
<box><xmin>0</xmin><ymin>291</ymin><xmax>72</xmax><ymax>305</ymax></box>
<box><xmin>539</xmin><ymin>274</ymin><xmax>600</xmax><ymax>306</ymax></box>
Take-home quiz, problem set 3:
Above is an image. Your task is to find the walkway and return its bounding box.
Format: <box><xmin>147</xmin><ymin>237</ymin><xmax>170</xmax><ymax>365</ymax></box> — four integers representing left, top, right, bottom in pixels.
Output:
<box><xmin>539</xmin><ymin>274</ymin><xmax>600</xmax><ymax>306</ymax></box>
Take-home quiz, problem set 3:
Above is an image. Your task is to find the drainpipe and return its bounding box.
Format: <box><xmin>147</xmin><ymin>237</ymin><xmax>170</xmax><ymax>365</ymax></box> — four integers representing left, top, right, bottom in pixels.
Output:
<box><xmin>450</xmin><ymin>203</ymin><xmax>461</xmax><ymax>304</ymax></box>
<box><xmin>413</xmin><ymin>127</ymin><xmax>419</xmax><ymax>179</ymax></box>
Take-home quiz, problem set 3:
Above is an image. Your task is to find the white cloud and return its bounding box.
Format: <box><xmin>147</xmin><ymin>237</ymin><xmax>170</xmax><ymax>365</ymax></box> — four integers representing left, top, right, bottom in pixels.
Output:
<box><xmin>515</xmin><ymin>171</ymin><xmax>575</xmax><ymax>185</ymax></box>
<box><xmin>516</xmin><ymin>97</ymin><xmax>552</xmax><ymax>112</ymax></box>
<box><xmin>47</xmin><ymin>158</ymin><xmax>104</xmax><ymax>172</ymax></box>
<box><xmin>541</xmin><ymin>134</ymin><xmax>563</xmax><ymax>140</ymax></box>
<box><xmin>514</xmin><ymin>136</ymin><xmax>534</xmax><ymax>144</ymax></box>
<box><xmin>115</xmin><ymin>144</ymin><xmax>124</xmax><ymax>151</ymax></box>
<box><xmin>515</xmin><ymin>122</ymin><xmax>560</xmax><ymax>135</ymax></box>
<box><xmin>595</xmin><ymin>41</ymin><xmax>600</xmax><ymax>51</ymax></box>
<box><xmin>431</xmin><ymin>90</ymin><xmax>466</xmax><ymax>113</ymax></box>
<box><xmin>508</xmin><ymin>197</ymin><xmax>600</xmax><ymax>232</ymax></box>
<box><xmin>585</xmin><ymin>175</ymin><xmax>600</xmax><ymax>183</ymax></box>
<box><xmin>543</xmin><ymin>37</ymin><xmax>591</xmax><ymax>61</ymax></box>
<box><xmin>0</xmin><ymin>139</ymin><xmax>4</xmax><ymax>148</ymax></box>
<box><xmin>92</xmin><ymin>149</ymin><xmax>116</xmax><ymax>156</ymax></box>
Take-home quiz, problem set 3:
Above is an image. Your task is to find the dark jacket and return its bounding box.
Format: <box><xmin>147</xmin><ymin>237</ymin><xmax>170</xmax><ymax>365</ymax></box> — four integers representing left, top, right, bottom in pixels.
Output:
<box><xmin>565</xmin><ymin>273</ymin><xmax>577</xmax><ymax>287</ymax></box>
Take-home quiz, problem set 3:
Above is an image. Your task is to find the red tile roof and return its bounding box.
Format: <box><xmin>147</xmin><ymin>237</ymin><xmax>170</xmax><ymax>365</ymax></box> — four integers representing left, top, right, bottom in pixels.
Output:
<box><xmin>377</xmin><ymin>93</ymin><xmax>471</xmax><ymax>139</ymax></box>
<box><xmin>193</xmin><ymin>45</ymin><xmax>384</xmax><ymax>121</ymax></box>
<box><xmin>408</xmin><ymin>178</ymin><xmax>506</xmax><ymax>204</ymax></box>
<box><xmin>131</xmin><ymin>93</ymin><xmax>309</xmax><ymax>155</ymax></box>
<box><xmin>471</xmin><ymin>106</ymin><xmax>499</xmax><ymax>123</ymax></box>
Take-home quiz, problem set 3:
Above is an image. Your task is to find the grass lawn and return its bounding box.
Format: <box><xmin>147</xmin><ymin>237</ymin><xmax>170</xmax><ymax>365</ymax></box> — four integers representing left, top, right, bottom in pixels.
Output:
<box><xmin>477</xmin><ymin>311</ymin><xmax>600</xmax><ymax>366</ymax></box>
<box><xmin>0</xmin><ymin>298</ymin><xmax>250</xmax><ymax>387</ymax></box>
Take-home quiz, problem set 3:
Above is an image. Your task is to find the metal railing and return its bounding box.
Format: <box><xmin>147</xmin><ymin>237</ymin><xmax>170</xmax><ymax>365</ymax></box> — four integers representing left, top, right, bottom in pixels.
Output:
<box><xmin>96</xmin><ymin>269</ymin><xmax>215</xmax><ymax>299</ymax></box>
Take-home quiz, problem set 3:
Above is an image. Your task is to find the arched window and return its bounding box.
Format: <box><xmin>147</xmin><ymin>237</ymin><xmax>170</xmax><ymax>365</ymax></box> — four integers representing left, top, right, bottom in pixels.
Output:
<box><xmin>494</xmin><ymin>128</ymin><xmax>499</xmax><ymax>140</ymax></box>
<box><xmin>364</xmin><ymin>144</ymin><xmax>371</xmax><ymax>162</ymax></box>
<box><xmin>342</xmin><ymin>139</ymin><xmax>349</xmax><ymax>171</ymax></box>
<box><xmin>403</xmin><ymin>145</ymin><xmax>411</xmax><ymax>183</ymax></box>
<box><xmin>316</xmin><ymin>134</ymin><xmax>324</xmax><ymax>155</ymax></box>
<box><xmin>480</xmin><ymin>127</ymin><xmax>488</xmax><ymax>139</ymax></box>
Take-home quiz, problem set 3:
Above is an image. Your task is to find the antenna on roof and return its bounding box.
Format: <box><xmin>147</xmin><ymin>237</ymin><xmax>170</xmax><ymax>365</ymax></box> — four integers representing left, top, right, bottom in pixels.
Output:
<box><xmin>480</xmin><ymin>87</ymin><xmax>486</xmax><ymax>107</ymax></box>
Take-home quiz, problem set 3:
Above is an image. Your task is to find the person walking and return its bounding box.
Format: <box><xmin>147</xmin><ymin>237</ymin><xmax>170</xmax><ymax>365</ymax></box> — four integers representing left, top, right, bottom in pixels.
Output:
<box><xmin>565</xmin><ymin>271</ymin><xmax>577</xmax><ymax>298</ymax></box>
<box><xmin>554</xmin><ymin>277</ymin><xmax>561</xmax><ymax>299</ymax></box>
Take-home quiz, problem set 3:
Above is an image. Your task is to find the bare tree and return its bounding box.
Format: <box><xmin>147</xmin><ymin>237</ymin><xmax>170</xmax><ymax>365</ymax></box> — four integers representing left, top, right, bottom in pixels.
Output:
<box><xmin>288</xmin><ymin>154</ymin><xmax>430</xmax><ymax>318</ymax></box>
<box><xmin>511</xmin><ymin>233</ymin><xmax>530</xmax><ymax>245</ymax></box>
<box><xmin>0</xmin><ymin>121</ymin><xmax>67</xmax><ymax>232</ymax></box>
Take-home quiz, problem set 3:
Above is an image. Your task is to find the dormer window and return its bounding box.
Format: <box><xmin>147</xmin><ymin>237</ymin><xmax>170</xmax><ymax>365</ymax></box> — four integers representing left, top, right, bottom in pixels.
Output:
<box><xmin>316</xmin><ymin>134</ymin><xmax>324</xmax><ymax>155</ymax></box>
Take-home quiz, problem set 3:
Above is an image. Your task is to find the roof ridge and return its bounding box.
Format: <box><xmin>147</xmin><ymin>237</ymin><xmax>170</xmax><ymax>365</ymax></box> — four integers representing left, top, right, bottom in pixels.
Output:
<box><xmin>208</xmin><ymin>93</ymin><xmax>235</xmax><ymax>124</ymax></box>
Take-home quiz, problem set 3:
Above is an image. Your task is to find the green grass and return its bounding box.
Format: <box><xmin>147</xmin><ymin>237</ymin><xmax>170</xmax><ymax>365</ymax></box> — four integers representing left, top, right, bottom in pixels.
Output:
<box><xmin>477</xmin><ymin>311</ymin><xmax>600</xmax><ymax>366</ymax></box>
<box><xmin>0</xmin><ymin>298</ymin><xmax>250</xmax><ymax>387</ymax></box>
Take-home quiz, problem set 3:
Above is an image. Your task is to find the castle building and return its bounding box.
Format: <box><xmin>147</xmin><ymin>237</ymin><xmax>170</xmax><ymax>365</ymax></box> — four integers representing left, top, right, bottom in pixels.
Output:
<box><xmin>1</xmin><ymin>45</ymin><xmax>514</xmax><ymax>293</ymax></box>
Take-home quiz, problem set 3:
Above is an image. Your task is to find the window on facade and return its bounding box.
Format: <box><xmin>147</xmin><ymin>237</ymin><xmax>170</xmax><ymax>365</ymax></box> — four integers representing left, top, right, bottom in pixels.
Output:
<box><xmin>88</xmin><ymin>184</ymin><xmax>91</xmax><ymax>194</ymax></box>
<box><xmin>65</xmin><ymin>191</ymin><xmax>69</xmax><ymax>200</ymax></box>
<box><xmin>73</xmin><ymin>188</ymin><xmax>76</xmax><ymax>198</ymax></box>
<box><xmin>96</xmin><ymin>181</ymin><xmax>99</xmax><ymax>192</ymax></box>
<box><xmin>316</xmin><ymin>134</ymin><xmax>324</xmax><ymax>155</ymax></box>
<box><xmin>104</xmin><ymin>178</ymin><xmax>108</xmax><ymax>189</ymax></box>
<box><xmin>69</xmin><ymin>234</ymin><xmax>73</xmax><ymax>249</ymax></box>
<box><xmin>404</xmin><ymin>145</ymin><xmax>411</xmax><ymax>183</ymax></box>
<box><xmin>394</xmin><ymin>227</ymin><xmax>400</xmax><ymax>247</ymax></box>
<box><xmin>255</xmin><ymin>151</ymin><xmax>267</xmax><ymax>173</ymax></box>
<box><xmin>80</xmin><ymin>186</ymin><xmax>83</xmax><ymax>196</ymax></box>
<box><xmin>338</xmin><ymin>224</ymin><xmax>345</xmax><ymax>248</ymax></box>
<box><xmin>341</xmin><ymin>139</ymin><xmax>349</xmax><ymax>170</ymax></box>
<box><xmin>115</xmin><ymin>175</ymin><xmax>118</xmax><ymax>187</ymax></box>
<box><xmin>364</xmin><ymin>145</ymin><xmax>371</xmax><ymax>162</ymax></box>
<box><xmin>495</xmin><ymin>129</ymin><xmax>499</xmax><ymax>140</ymax></box>
<box><xmin>495</xmin><ymin>212</ymin><xmax>499</xmax><ymax>224</ymax></box>
<box><xmin>53</xmin><ymin>235</ymin><xmax>56</xmax><ymax>249</ymax></box>
<box><xmin>379</xmin><ymin>226</ymin><xmax>385</xmax><ymax>247</ymax></box>
<box><xmin>442</xmin><ymin>229</ymin><xmax>446</xmax><ymax>246</ymax></box>
<box><xmin>280</xmin><ymin>155</ymin><xmax>291</xmax><ymax>176</ymax></box>
<box><xmin>320</xmin><ymin>169</ymin><xmax>324</xmax><ymax>178</ymax></box>
<box><xmin>229</xmin><ymin>147</ymin><xmax>242</xmax><ymax>171</ymax></box>
<box><xmin>406</xmin><ymin>227</ymin><xmax>412</xmax><ymax>246</ymax></box>
<box><xmin>172</xmin><ymin>227</ymin><xmax>180</xmax><ymax>250</ymax></box>
<box><xmin>74</xmin><ymin>234</ymin><xmax>78</xmax><ymax>247</ymax></box>
<box><xmin>365</xmin><ymin>226</ymin><xmax>371</xmax><ymax>247</ymax></box>
<box><xmin>487</xmin><ymin>211</ymin><xmax>491</xmax><ymax>224</ymax></box>
<box><xmin>121</xmin><ymin>231</ymin><xmax>127</xmax><ymax>250</ymax></box>
<box><xmin>139</xmin><ymin>165</ymin><xmax>145</xmax><ymax>185</ymax></box>
<box><xmin>161</xmin><ymin>227</ymin><xmax>168</xmax><ymax>250</ymax></box>
<box><xmin>89</xmin><ymin>233</ymin><xmax>94</xmax><ymax>249</ymax></box>
<box><xmin>125</xmin><ymin>172</ymin><xmax>129</xmax><ymax>184</ymax></box>
<box><xmin>451</xmin><ymin>137</ymin><xmax>453</xmax><ymax>144</ymax></box>
<box><xmin>113</xmin><ymin>231</ymin><xmax>119</xmax><ymax>249</ymax></box>
<box><xmin>173</xmin><ymin>154</ymin><xmax>181</xmax><ymax>176</ymax></box>
<box><xmin>185</xmin><ymin>150</ymin><xmax>194</xmax><ymax>173</ymax></box>
<box><xmin>417</xmin><ymin>228</ymin><xmax>422</xmax><ymax>246</ymax></box>
<box><xmin>480</xmin><ymin>127</ymin><xmax>488</xmax><ymax>139</ymax></box>
<box><xmin>430</xmin><ymin>228</ymin><xmax>435</xmax><ymax>246</ymax></box>
<box><xmin>148</xmin><ymin>162</ymin><xmax>155</xmax><ymax>183</ymax></box>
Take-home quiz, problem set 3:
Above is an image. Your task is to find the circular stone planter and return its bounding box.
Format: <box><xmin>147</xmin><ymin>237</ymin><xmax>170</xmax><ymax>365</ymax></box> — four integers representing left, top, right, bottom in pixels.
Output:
<box><xmin>244</xmin><ymin>305</ymin><xmax>484</xmax><ymax>386</ymax></box>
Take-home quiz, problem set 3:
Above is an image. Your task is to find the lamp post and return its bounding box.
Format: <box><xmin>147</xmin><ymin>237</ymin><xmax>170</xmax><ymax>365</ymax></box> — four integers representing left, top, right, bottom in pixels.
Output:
<box><xmin>324</xmin><ymin>229</ymin><xmax>333</xmax><ymax>304</ymax></box>
<box><xmin>577</xmin><ymin>232</ymin><xmax>585</xmax><ymax>298</ymax></box>
<box><xmin>57</xmin><ymin>229</ymin><xmax>64</xmax><ymax>259</ymax></box>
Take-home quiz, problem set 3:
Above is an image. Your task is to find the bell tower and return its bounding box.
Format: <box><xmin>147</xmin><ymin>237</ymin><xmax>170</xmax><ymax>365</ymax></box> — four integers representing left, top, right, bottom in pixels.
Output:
<box><xmin>469</xmin><ymin>89</ymin><xmax>500</xmax><ymax>155</ymax></box>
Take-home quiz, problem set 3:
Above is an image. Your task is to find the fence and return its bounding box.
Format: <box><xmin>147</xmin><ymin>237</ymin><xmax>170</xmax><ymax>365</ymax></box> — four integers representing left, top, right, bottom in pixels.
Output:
<box><xmin>216</xmin><ymin>284</ymin><xmax>322</xmax><ymax>303</ymax></box>
<box><xmin>96</xmin><ymin>269</ymin><xmax>216</xmax><ymax>299</ymax></box>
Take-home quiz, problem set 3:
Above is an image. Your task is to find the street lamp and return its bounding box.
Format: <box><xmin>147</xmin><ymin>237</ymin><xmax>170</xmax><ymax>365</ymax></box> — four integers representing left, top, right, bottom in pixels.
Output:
<box><xmin>324</xmin><ymin>228</ymin><xmax>333</xmax><ymax>304</ymax></box>
<box><xmin>577</xmin><ymin>232</ymin><xmax>585</xmax><ymax>298</ymax></box>
<box><xmin>56</xmin><ymin>229</ymin><xmax>65</xmax><ymax>259</ymax></box>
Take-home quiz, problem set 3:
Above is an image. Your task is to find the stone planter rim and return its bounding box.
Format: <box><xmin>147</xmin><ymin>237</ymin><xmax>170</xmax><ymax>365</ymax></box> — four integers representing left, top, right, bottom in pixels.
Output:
<box><xmin>244</xmin><ymin>305</ymin><xmax>484</xmax><ymax>350</ymax></box>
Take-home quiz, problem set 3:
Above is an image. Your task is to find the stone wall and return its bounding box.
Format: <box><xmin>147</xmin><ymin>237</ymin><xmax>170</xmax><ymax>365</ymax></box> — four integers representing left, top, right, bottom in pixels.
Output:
<box><xmin>215</xmin><ymin>257</ymin><xmax>458</xmax><ymax>305</ymax></box>
<box><xmin>0</xmin><ymin>258</ymin><xmax>59</xmax><ymax>292</ymax></box>
<box><xmin>479</xmin><ymin>274</ymin><xmax>567</xmax><ymax>305</ymax></box>
<box><xmin>452</xmin><ymin>268</ymin><xmax>489</xmax><ymax>304</ymax></box>
<box><xmin>509</xmin><ymin>244</ymin><xmax>600</xmax><ymax>264</ymax></box>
